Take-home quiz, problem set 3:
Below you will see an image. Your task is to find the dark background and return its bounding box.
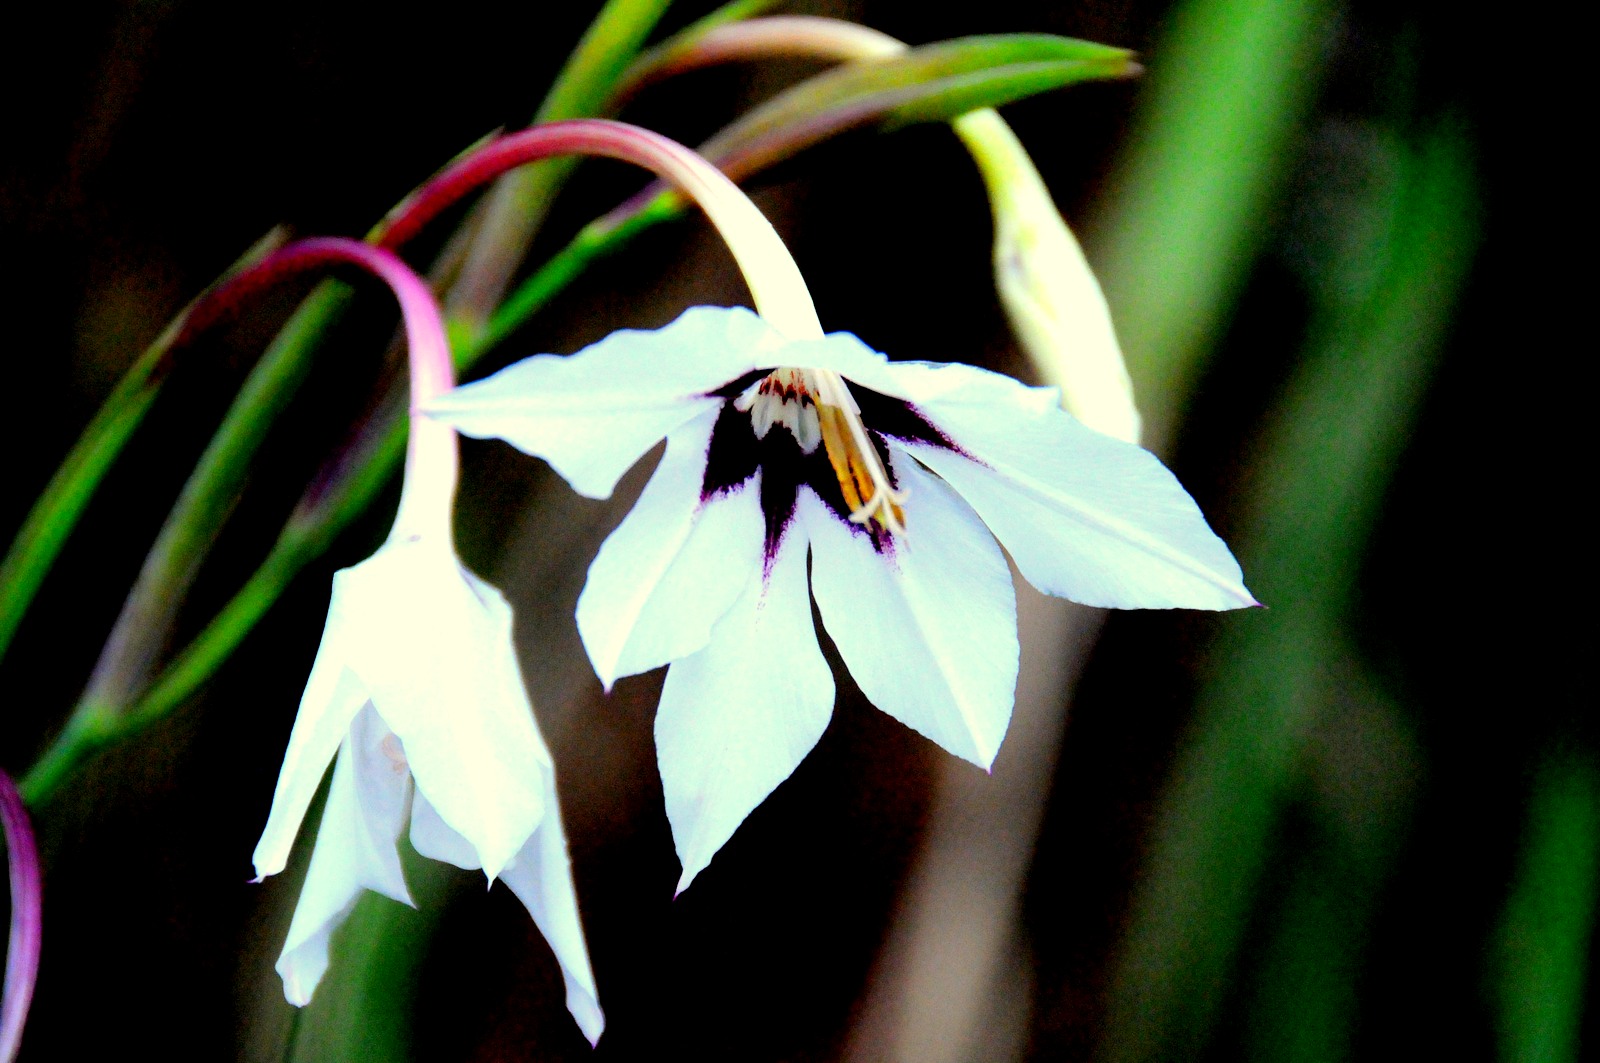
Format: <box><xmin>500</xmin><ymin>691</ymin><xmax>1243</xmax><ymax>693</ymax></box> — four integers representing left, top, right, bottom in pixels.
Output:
<box><xmin>0</xmin><ymin>1</ymin><xmax>1582</xmax><ymax>1060</ymax></box>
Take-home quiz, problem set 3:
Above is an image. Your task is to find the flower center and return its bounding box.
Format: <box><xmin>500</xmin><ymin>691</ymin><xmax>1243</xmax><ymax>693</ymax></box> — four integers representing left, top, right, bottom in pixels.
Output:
<box><xmin>736</xmin><ymin>368</ymin><xmax>821</xmax><ymax>452</ymax></box>
<box><xmin>736</xmin><ymin>367</ymin><xmax>907</xmax><ymax>535</ymax></box>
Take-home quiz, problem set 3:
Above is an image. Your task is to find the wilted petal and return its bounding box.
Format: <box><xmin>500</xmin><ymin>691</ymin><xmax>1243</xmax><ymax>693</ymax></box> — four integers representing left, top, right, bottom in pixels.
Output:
<box><xmin>805</xmin><ymin>462</ymin><xmax>1018</xmax><ymax>769</ymax></box>
<box><xmin>577</xmin><ymin>412</ymin><xmax>764</xmax><ymax>689</ymax></box>
<box><xmin>337</xmin><ymin>540</ymin><xmax>545</xmax><ymax>881</ymax></box>
<box><xmin>252</xmin><ymin>597</ymin><xmax>372</xmax><ymax>880</ymax></box>
<box><xmin>276</xmin><ymin>705</ymin><xmax>412</xmax><ymax>1006</ymax></box>
<box><xmin>655</xmin><ymin>529</ymin><xmax>833</xmax><ymax>893</ymax></box>
<box><xmin>889</xmin><ymin>361</ymin><xmax>1254</xmax><ymax>610</ymax></box>
<box><xmin>425</xmin><ymin>305</ymin><xmax>780</xmax><ymax>499</ymax></box>
<box><xmin>500</xmin><ymin>778</ymin><xmax>605</xmax><ymax>1046</ymax></box>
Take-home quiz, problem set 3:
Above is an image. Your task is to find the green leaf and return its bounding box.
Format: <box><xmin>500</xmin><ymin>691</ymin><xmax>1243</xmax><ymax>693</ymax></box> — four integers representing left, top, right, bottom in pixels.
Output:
<box><xmin>1493</xmin><ymin>750</ymin><xmax>1600</xmax><ymax>1063</ymax></box>
<box><xmin>699</xmin><ymin>35</ymin><xmax>1137</xmax><ymax>181</ymax></box>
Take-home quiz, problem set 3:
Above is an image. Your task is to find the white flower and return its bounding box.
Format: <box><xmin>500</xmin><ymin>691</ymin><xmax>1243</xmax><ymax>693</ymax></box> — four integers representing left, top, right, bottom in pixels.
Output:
<box><xmin>250</xmin><ymin>534</ymin><xmax>603</xmax><ymax>1042</ymax></box>
<box><xmin>426</xmin><ymin>305</ymin><xmax>1254</xmax><ymax>891</ymax></box>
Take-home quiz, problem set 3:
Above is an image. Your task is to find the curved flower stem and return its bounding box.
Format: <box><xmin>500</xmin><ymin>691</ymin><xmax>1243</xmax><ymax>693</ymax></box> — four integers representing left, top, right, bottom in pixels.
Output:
<box><xmin>25</xmin><ymin>30</ymin><xmax>1089</xmax><ymax>803</ymax></box>
<box><xmin>379</xmin><ymin>119</ymin><xmax>822</xmax><ymax>340</ymax></box>
<box><xmin>608</xmin><ymin>16</ymin><xmax>1148</xmax><ymax>439</ymax></box>
<box><xmin>19</xmin><ymin>240</ymin><xmax>451</xmax><ymax>805</ymax></box>
<box><xmin>0</xmin><ymin>770</ymin><xmax>40</xmax><ymax>1063</ymax></box>
<box><xmin>14</xmin><ymin>7</ymin><xmax>687</xmax><ymax>817</ymax></box>
<box><xmin>444</xmin><ymin>0</ymin><xmax>676</xmax><ymax>332</ymax></box>
<box><xmin>115</xmin><ymin>121</ymin><xmax>825</xmax><ymax>747</ymax></box>
<box><xmin>3</xmin><ymin>0</ymin><xmax>671</xmax><ymax>713</ymax></box>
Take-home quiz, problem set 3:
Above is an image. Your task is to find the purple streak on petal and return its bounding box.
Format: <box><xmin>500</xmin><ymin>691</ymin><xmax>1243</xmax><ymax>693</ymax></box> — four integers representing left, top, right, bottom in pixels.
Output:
<box><xmin>0</xmin><ymin>770</ymin><xmax>41</xmax><ymax>1063</ymax></box>
<box><xmin>851</xmin><ymin>385</ymin><xmax>963</xmax><ymax>455</ymax></box>
<box><xmin>701</xmin><ymin>402</ymin><xmax>762</xmax><ymax>503</ymax></box>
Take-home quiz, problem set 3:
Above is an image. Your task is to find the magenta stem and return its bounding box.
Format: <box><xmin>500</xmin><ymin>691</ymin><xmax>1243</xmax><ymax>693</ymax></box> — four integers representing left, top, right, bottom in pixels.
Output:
<box><xmin>206</xmin><ymin>238</ymin><xmax>454</xmax><ymax>403</ymax></box>
<box><xmin>185</xmin><ymin>237</ymin><xmax>458</xmax><ymax>541</ymax></box>
<box><xmin>374</xmin><ymin>120</ymin><xmax>695</xmax><ymax>250</ymax></box>
<box><xmin>0</xmin><ymin>770</ymin><xmax>41</xmax><ymax>1063</ymax></box>
<box><xmin>373</xmin><ymin>118</ymin><xmax>821</xmax><ymax>339</ymax></box>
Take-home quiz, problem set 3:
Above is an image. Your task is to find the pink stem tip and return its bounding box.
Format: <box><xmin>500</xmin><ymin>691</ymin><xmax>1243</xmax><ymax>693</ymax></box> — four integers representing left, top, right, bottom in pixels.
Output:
<box><xmin>0</xmin><ymin>770</ymin><xmax>41</xmax><ymax>1063</ymax></box>
<box><xmin>184</xmin><ymin>237</ymin><xmax>459</xmax><ymax>543</ymax></box>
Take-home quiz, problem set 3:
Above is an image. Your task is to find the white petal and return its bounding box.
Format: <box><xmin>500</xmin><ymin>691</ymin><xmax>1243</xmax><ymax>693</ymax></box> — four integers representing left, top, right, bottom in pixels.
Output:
<box><xmin>894</xmin><ymin>362</ymin><xmax>1255</xmax><ymax>610</ymax></box>
<box><xmin>337</xmin><ymin>540</ymin><xmax>546</xmax><ymax>881</ymax></box>
<box><xmin>275</xmin><ymin>705</ymin><xmax>413</xmax><ymax>1007</ymax></box>
<box><xmin>408</xmin><ymin>787</ymin><xmax>481</xmax><ymax>870</ymax></box>
<box><xmin>252</xmin><ymin>579</ymin><xmax>372</xmax><ymax>880</ymax></box>
<box><xmin>576</xmin><ymin>412</ymin><xmax>764</xmax><ymax>689</ymax></box>
<box><xmin>424</xmin><ymin>305</ymin><xmax>781</xmax><ymax>499</ymax></box>
<box><xmin>804</xmin><ymin>464</ymin><xmax>1019</xmax><ymax>769</ymax></box>
<box><xmin>500</xmin><ymin>774</ymin><xmax>605</xmax><ymax>1046</ymax></box>
<box><xmin>655</xmin><ymin>529</ymin><xmax>833</xmax><ymax>893</ymax></box>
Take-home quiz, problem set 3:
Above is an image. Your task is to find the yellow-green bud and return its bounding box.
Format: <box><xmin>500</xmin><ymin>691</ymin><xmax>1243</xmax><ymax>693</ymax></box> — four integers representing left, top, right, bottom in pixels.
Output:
<box><xmin>955</xmin><ymin>110</ymin><xmax>1142</xmax><ymax>444</ymax></box>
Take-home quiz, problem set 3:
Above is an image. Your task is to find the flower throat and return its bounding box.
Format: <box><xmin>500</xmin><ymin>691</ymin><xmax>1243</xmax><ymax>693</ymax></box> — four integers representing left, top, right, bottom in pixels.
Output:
<box><xmin>735</xmin><ymin>368</ymin><xmax>907</xmax><ymax>536</ymax></box>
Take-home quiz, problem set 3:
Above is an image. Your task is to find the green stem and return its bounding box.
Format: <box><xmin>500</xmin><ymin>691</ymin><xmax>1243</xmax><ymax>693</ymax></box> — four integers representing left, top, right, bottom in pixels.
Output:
<box><xmin>0</xmin><ymin>230</ymin><xmax>286</xmax><ymax>667</ymax></box>
<box><xmin>76</xmin><ymin>282</ymin><xmax>354</xmax><ymax>717</ymax></box>
<box><xmin>1494</xmin><ymin>750</ymin><xmax>1600</xmax><ymax>1063</ymax></box>
<box><xmin>445</xmin><ymin>0</ymin><xmax>677</xmax><ymax>333</ymax></box>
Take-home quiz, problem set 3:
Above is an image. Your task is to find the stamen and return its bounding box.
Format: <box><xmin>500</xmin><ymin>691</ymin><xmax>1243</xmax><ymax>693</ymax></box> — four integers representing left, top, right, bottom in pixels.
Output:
<box><xmin>735</xmin><ymin>367</ymin><xmax>909</xmax><ymax>536</ymax></box>
<box><xmin>811</xmin><ymin>370</ymin><xmax>908</xmax><ymax>537</ymax></box>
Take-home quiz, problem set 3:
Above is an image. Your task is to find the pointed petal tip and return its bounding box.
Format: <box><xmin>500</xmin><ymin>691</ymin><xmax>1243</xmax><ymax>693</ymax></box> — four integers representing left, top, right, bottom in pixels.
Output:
<box><xmin>575</xmin><ymin>1005</ymin><xmax>605</xmax><ymax>1048</ymax></box>
<box><xmin>250</xmin><ymin>854</ymin><xmax>287</xmax><ymax>883</ymax></box>
<box><xmin>282</xmin><ymin>972</ymin><xmax>314</xmax><ymax>1009</ymax></box>
<box><xmin>1228</xmin><ymin>584</ymin><xmax>1263</xmax><ymax>610</ymax></box>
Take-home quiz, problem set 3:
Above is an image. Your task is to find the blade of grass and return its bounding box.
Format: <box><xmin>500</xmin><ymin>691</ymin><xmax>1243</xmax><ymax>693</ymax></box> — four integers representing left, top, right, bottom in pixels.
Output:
<box><xmin>1099</xmin><ymin>120</ymin><xmax>1479</xmax><ymax>1063</ymax></box>
<box><xmin>1493</xmin><ymin>749</ymin><xmax>1600</xmax><ymax>1063</ymax></box>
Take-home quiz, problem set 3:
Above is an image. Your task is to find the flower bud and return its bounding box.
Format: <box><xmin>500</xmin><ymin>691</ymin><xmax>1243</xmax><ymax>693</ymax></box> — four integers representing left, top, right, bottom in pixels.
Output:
<box><xmin>955</xmin><ymin>110</ymin><xmax>1142</xmax><ymax>444</ymax></box>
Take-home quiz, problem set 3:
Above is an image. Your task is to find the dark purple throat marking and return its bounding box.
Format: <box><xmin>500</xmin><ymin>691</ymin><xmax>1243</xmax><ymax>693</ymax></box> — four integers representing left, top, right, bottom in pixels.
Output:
<box><xmin>700</xmin><ymin>371</ymin><xmax>957</xmax><ymax>566</ymax></box>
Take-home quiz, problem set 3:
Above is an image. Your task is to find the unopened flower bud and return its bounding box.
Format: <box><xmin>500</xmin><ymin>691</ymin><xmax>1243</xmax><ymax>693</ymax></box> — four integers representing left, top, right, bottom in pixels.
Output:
<box><xmin>955</xmin><ymin>110</ymin><xmax>1142</xmax><ymax>444</ymax></box>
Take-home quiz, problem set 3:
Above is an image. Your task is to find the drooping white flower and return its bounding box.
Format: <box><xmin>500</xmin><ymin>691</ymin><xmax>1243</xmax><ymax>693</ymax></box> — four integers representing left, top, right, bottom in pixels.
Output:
<box><xmin>247</xmin><ymin>239</ymin><xmax>601</xmax><ymax>1044</ymax></box>
<box><xmin>250</xmin><ymin>536</ymin><xmax>602</xmax><ymax>1042</ymax></box>
<box><xmin>426</xmin><ymin>304</ymin><xmax>1255</xmax><ymax>892</ymax></box>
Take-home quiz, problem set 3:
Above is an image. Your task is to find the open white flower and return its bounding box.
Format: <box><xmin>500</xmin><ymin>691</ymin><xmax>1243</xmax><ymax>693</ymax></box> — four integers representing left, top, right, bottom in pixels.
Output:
<box><xmin>427</xmin><ymin>305</ymin><xmax>1255</xmax><ymax>892</ymax></box>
